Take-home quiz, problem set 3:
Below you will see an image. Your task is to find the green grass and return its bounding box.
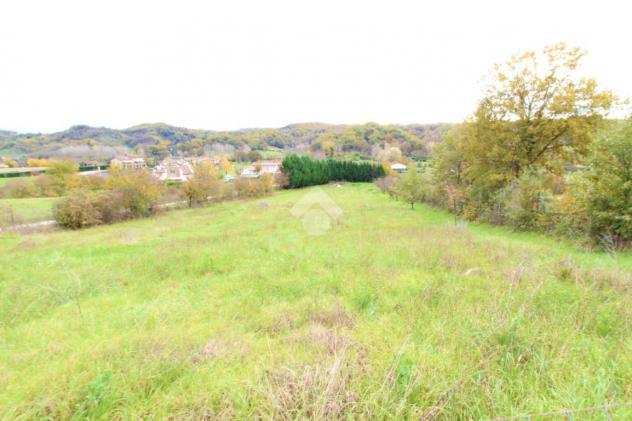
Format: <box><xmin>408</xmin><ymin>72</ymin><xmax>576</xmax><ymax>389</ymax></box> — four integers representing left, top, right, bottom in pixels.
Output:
<box><xmin>0</xmin><ymin>184</ymin><xmax>630</xmax><ymax>418</ymax></box>
<box><xmin>0</xmin><ymin>197</ymin><xmax>58</xmax><ymax>223</ymax></box>
<box><xmin>0</xmin><ymin>175</ymin><xmax>36</xmax><ymax>187</ymax></box>
<box><xmin>0</xmin><ymin>167</ymin><xmax>46</xmax><ymax>175</ymax></box>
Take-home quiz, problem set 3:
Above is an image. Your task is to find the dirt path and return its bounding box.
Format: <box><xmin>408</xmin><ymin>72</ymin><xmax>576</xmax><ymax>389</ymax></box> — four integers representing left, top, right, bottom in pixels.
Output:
<box><xmin>0</xmin><ymin>219</ymin><xmax>57</xmax><ymax>233</ymax></box>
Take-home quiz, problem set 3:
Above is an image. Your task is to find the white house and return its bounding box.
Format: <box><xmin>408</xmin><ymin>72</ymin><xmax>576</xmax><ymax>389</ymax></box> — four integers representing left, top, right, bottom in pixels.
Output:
<box><xmin>240</xmin><ymin>166</ymin><xmax>260</xmax><ymax>178</ymax></box>
<box><xmin>240</xmin><ymin>160</ymin><xmax>281</xmax><ymax>178</ymax></box>
<box><xmin>390</xmin><ymin>163</ymin><xmax>407</xmax><ymax>173</ymax></box>
<box><xmin>153</xmin><ymin>158</ymin><xmax>194</xmax><ymax>182</ymax></box>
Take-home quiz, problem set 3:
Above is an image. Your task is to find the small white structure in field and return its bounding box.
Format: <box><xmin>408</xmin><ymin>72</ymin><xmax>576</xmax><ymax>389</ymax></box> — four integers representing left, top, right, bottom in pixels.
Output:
<box><xmin>390</xmin><ymin>163</ymin><xmax>407</xmax><ymax>173</ymax></box>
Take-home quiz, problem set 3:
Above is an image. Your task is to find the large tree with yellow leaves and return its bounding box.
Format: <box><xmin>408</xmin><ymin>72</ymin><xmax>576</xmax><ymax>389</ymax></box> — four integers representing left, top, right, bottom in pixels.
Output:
<box><xmin>454</xmin><ymin>43</ymin><xmax>616</xmax><ymax>197</ymax></box>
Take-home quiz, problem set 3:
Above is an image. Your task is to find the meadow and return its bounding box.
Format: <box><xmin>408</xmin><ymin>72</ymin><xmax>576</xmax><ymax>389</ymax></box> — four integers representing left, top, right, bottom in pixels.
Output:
<box><xmin>0</xmin><ymin>196</ymin><xmax>57</xmax><ymax>224</ymax></box>
<box><xmin>0</xmin><ymin>183</ymin><xmax>630</xmax><ymax>419</ymax></box>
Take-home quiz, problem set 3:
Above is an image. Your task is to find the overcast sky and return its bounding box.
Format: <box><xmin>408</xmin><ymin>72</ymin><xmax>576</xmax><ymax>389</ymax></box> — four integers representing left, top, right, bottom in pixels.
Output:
<box><xmin>1</xmin><ymin>0</ymin><xmax>630</xmax><ymax>133</ymax></box>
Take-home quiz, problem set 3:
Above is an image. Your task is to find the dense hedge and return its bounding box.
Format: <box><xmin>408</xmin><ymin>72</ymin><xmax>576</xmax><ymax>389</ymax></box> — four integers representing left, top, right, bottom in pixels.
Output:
<box><xmin>282</xmin><ymin>155</ymin><xmax>385</xmax><ymax>188</ymax></box>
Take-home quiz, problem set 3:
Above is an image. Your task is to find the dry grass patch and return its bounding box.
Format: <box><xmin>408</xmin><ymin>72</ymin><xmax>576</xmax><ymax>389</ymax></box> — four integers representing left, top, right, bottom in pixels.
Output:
<box><xmin>551</xmin><ymin>256</ymin><xmax>631</xmax><ymax>291</ymax></box>
<box><xmin>308</xmin><ymin>302</ymin><xmax>355</xmax><ymax>329</ymax></box>
<box><xmin>259</xmin><ymin>354</ymin><xmax>360</xmax><ymax>420</ymax></box>
<box><xmin>306</xmin><ymin>323</ymin><xmax>353</xmax><ymax>356</ymax></box>
<box><xmin>262</xmin><ymin>312</ymin><xmax>299</xmax><ymax>335</ymax></box>
<box><xmin>192</xmin><ymin>337</ymin><xmax>250</xmax><ymax>363</ymax></box>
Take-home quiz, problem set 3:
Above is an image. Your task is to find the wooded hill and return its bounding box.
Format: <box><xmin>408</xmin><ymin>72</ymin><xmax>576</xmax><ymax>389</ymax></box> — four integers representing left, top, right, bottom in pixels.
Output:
<box><xmin>0</xmin><ymin>122</ymin><xmax>450</xmax><ymax>162</ymax></box>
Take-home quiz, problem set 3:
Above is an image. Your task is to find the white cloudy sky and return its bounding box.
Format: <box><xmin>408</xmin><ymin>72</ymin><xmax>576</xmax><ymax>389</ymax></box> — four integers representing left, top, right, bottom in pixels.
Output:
<box><xmin>1</xmin><ymin>0</ymin><xmax>630</xmax><ymax>133</ymax></box>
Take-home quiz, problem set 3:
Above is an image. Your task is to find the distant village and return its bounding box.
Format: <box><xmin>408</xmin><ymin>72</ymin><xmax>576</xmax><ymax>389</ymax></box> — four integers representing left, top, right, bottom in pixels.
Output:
<box><xmin>110</xmin><ymin>155</ymin><xmax>283</xmax><ymax>182</ymax></box>
<box><xmin>0</xmin><ymin>154</ymin><xmax>408</xmax><ymax>182</ymax></box>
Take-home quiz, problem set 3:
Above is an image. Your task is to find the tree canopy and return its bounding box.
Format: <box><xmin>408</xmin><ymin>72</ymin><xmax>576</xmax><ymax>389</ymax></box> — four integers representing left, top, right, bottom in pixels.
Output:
<box><xmin>436</xmin><ymin>43</ymin><xmax>616</xmax><ymax>208</ymax></box>
<box><xmin>472</xmin><ymin>44</ymin><xmax>613</xmax><ymax>177</ymax></box>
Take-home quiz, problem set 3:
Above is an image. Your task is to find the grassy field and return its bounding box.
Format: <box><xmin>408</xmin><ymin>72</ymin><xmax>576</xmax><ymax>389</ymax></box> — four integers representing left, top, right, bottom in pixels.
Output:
<box><xmin>0</xmin><ymin>184</ymin><xmax>630</xmax><ymax>418</ymax></box>
<box><xmin>0</xmin><ymin>197</ymin><xmax>58</xmax><ymax>224</ymax></box>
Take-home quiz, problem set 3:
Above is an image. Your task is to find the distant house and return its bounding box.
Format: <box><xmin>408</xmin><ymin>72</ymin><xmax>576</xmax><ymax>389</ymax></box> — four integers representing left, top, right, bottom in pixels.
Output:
<box><xmin>153</xmin><ymin>158</ymin><xmax>194</xmax><ymax>182</ymax></box>
<box><xmin>240</xmin><ymin>166</ymin><xmax>260</xmax><ymax>178</ymax></box>
<box><xmin>240</xmin><ymin>160</ymin><xmax>281</xmax><ymax>178</ymax></box>
<box><xmin>390</xmin><ymin>163</ymin><xmax>407</xmax><ymax>173</ymax></box>
<box><xmin>0</xmin><ymin>161</ymin><xmax>8</xmax><ymax>169</ymax></box>
<box><xmin>259</xmin><ymin>160</ymin><xmax>281</xmax><ymax>174</ymax></box>
<box><xmin>110</xmin><ymin>156</ymin><xmax>147</xmax><ymax>170</ymax></box>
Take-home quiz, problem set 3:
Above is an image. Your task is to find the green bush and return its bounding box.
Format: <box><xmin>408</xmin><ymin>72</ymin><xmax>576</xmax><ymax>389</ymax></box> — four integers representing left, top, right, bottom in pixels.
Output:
<box><xmin>393</xmin><ymin>168</ymin><xmax>425</xmax><ymax>209</ymax></box>
<box><xmin>234</xmin><ymin>175</ymin><xmax>275</xmax><ymax>198</ymax></box>
<box><xmin>54</xmin><ymin>190</ymin><xmax>103</xmax><ymax>229</ymax></box>
<box><xmin>181</xmin><ymin>163</ymin><xmax>222</xmax><ymax>206</ymax></box>
<box><xmin>552</xmin><ymin>172</ymin><xmax>591</xmax><ymax>239</ymax></box>
<box><xmin>106</xmin><ymin>168</ymin><xmax>164</xmax><ymax>218</ymax></box>
<box><xmin>1</xmin><ymin>179</ymin><xmax>38</xmax><ymax>198</ymax></box>
<box><xmin>499</xmin><ymin>170</ymin><xmax>556</xmax><ymax>231</ymax></box>
<box><xmin>55</xmin><ymin>169</ymin><xmax>164</xmax><ymax>229</ymax></box>
<box><xmin>585</xmin><ymin>123</ymin><xmax>632</xmax><ymax>247</ymax></box>
<box><xmin>47</xmin><ymin>160</ymin><xmax>80</xmax><ymax>195</ymax></box>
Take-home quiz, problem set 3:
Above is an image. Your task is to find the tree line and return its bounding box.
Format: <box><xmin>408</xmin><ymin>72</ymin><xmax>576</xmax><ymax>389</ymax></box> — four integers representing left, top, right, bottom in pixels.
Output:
<box><xmin>281</xmin><ymin>155</ymin><xmax>385</xmax><ymax>188</ymax></box>
<box><xmin>383</xmin><ymin>43</ymin><xmax>631</xmax><ymax>249</ymax></box>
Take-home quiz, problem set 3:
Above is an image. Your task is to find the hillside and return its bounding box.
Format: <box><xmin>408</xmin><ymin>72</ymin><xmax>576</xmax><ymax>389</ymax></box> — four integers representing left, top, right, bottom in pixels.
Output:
<box><xmin>0</xmin><ymin>122</ymin><xmax>449</xmax><ymax>162</ymax></box>
<box><xmin>0</xmin><ymin>184</ymin><xmax>630</xmax><ymax>418</ymax></box>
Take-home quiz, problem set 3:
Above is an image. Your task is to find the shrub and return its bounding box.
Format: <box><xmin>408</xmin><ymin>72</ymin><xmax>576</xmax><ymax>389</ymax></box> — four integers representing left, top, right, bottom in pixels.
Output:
<box><xmin>260</xmin><ymin>173</ymin><xmax>276</xmax><ymax>194</ymax></box>
<box><xmin>106</xmin><ymin>168</ymin><xmax>164</xmax><ymax>217</ymax></box>
<box><xmin>235</xmin><ymin>177</ymin><xmax>264</xmax><ymax>198</ymax></box>
<box><xmin>553</xmin><ymin>172</ymin><xmax>591</xmax><ymax>238</ymax></box>
<box><xmin>54</xmin><ymin>190</ymin><xmax>103</xmax><ymax>229</ymax></box>
<box><xmin>585</xmin><ymin>122</ymin><xmax>632</xmax><ymax>247</ymax></box>
<box><xmin>47</xmin><ymin>160</ymin><xmax>79</xmax><ymax>194</ymax></box>
<box><xmin>393</xmin><ymin>168</ymin><xmax>425</xmax><ymax>209</ymax></box>
<box><xmin>232</xmin><ymin>174</ymin><xmax>278</xmax><ymax>198</ymax></box>
<box><xmin>181</xmin><ymin>163</ymin><xmax>222</xmax><ymax>206</ymax></box>
<box><xmin>94</xmin><ymin>190</ymin><xmax>137</xmax><ymax>224</ymax></box>
<box><xmin>499</xmin><ymin>170</ymin><xmax>556</xmax><ymax>231</ymax></box>
<box><xmin>374</xmin><ymin>175</ymin><xmax>398</xmax><ymax>197</ymax></box>
<box><xmin>221</xmin><ymin>181</ymin><xmax>236</xmax><ymax>200</ymax></box>
<box><xmin>76</xmin><ymin>174</ymin><xmax>107</xmax><ymax>191</ymax></box>
<box><xmin>55</xmin><ymin>169</ymin><xmax>164</xmax><ymax>229</ymax></box>
<box><xmin>54</xmin><ymin>187</ymin><xmax>162</xmax><ymax>230</ymax></box>
<box><xmin>2</xmin><ymin>179</ymin><xmax>38</xmax><ymax>198</ymax></box>
<box><xmin>32</xmin><ymin>175</ymin><xmax>59</xmax><ymax>197</ymax></box>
